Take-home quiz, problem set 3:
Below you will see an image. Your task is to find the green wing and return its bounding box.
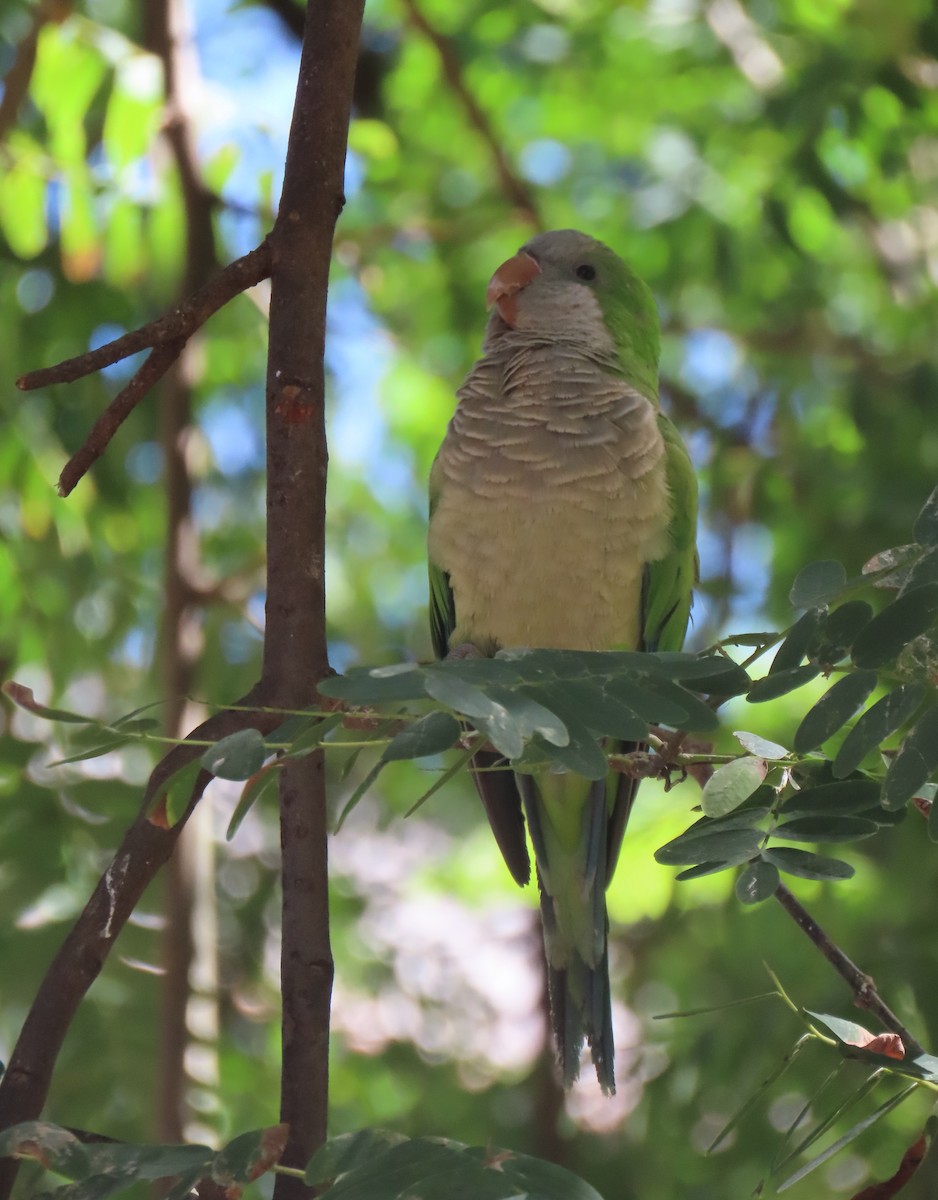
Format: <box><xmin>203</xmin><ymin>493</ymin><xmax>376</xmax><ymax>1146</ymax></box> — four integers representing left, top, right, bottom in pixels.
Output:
<box><xmin>642</xmin><ymin>412</ymin><xmax>699</xmax><ymax>652</ymax></box>
<box><xmin>428</xmin><ymin>470</ymin><xmax>456</xmax><ymax>660</ymax></box>
<box><xmin>606</xmin><ymin>414</ymin><xmax>698</xmax><ymax>878</ymax></box>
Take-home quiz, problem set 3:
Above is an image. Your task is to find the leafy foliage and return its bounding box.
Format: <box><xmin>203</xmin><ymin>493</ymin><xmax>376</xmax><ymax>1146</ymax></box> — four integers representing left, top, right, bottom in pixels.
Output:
<box><xmin>4</xmin><ymin>0</ymin><xmax>938</xmax><ymax>1195</ymax></box>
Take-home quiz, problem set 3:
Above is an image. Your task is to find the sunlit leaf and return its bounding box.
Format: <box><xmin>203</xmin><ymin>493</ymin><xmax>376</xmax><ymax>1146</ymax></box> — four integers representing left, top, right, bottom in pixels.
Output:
<box><xmin>701</xmin><ymin>756</ymin><xmax>767</xmax><ymax>818</ymax></box>
<box><xmin>734</xmin><ymin>731</ymin><xmax>788</xmax><ymax>759</ymax></box>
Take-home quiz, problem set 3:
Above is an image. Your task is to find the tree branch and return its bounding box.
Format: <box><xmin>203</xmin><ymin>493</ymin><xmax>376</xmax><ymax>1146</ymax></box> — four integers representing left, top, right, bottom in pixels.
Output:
<box><xmin>399</xmin><ymin>0</ymin><xmax>543</xmax><ymax>230</ymax></box>
<box><xmin>774</xmin><ymin>883</ymin><xmax>924</xmax><ymax>1058</ymax></box>
<box><xmin>17</xmin><ymin>241</ymin><xmax>271</xmax><ymax>495</ymax></box>
<box><xmin>143</xmin><ymin>0</ymin><xmax>221</xmax><ymax>1144</ymax></box>
<box><xmin>0</xmin><ymin>691</ymin><xmax>279</xmax><ymax>1199</ymax></box>
<box><xmin>55</xmin><ymin>341</ymin><xmax>181</xmax><ymax>496</ymax></box>
<box><xmin>261</xmin><ymin>0</ymin><xmax>366</xmax><ymax>1185</ymax></box>
<box><xmin>16</xmin><ymin>244</ymin><xmax>269</xmax><ymax>391</ymax></box>
<box><xmin>0</xmin><ymin>0</ymin><xmax>73</xmax><ymax>142</ymax></box>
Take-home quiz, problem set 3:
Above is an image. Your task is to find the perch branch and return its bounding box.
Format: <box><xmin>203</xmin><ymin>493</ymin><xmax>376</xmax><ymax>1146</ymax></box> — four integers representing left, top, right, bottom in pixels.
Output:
<box><xmin>56</xmin><ymin>341</ymin><xmax>181</xmax><ymax>496</ymax></box>
<box><xmin>16</xmin><ymin>243</ymin><xmax>269</xmax><ymax>391</ymax></box>
<box><xmin>17</xmin><ymin>240</ymin><xmax>271</xmax><ymax>495</ymax></box>
<box><xmin>399</xmin><ymin>0</ymin><xmax>543</xmax><ymax>230</ymax></box>
<box><xmin>0</xmin><ymin>690</ymin><xmax>281</xmax><ymax>1199</ymax></box>
<box><xmin>774</xmin><ymin>883</ymin><xmax>924</xmax><ymax>1058</ymax></box>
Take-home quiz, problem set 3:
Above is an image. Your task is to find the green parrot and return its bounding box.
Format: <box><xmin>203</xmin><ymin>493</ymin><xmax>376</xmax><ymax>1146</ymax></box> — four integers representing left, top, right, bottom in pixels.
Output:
<box><xmin>428</xmin><ymin>229</ymin><xmax>697</xmax><ymax>1094</ymax></box>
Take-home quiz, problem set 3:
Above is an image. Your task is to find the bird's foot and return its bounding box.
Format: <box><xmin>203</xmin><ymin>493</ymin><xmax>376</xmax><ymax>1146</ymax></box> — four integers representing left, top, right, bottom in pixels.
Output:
<box><xmin>445</xmin><ymin>642</ymin><xmax>485</xmax><ymax>662</ymax></box>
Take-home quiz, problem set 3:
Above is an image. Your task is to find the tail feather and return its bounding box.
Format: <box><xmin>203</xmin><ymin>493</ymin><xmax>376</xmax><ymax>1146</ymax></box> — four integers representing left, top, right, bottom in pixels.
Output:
<box><xmin>521</xmin><ymin>774</ymin><xmax>616</xmax><ymax>1094</ymax></box>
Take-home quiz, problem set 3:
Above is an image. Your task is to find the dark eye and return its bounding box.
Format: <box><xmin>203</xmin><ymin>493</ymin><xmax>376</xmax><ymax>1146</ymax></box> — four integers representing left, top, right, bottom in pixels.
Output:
<box><xmin>575</xmin><ymin>263</ymin><xmax>596</xmax><ymax>281</ymax></box>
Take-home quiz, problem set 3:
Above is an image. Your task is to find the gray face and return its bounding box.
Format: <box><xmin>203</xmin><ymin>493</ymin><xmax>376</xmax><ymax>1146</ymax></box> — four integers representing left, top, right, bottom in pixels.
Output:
<box><xmin>485</xmin><ymin>230</ymin><xmax>615</xmax><ymax>349</ymax></box>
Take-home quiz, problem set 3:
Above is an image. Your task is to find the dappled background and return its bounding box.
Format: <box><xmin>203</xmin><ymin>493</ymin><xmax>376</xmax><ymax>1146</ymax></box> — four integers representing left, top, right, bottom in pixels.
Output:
<box><xmin>2</xmin><ymin>0</ymin><xmax>938</xmax><ymax>1195</ymax></box>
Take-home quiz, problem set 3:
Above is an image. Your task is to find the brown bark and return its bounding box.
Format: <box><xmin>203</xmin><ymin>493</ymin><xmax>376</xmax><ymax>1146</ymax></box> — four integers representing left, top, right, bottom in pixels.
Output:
<box><xmin>0</xmin><ymin>0</ymin><xmax>365</xmax><ymax>1191</ymax></box>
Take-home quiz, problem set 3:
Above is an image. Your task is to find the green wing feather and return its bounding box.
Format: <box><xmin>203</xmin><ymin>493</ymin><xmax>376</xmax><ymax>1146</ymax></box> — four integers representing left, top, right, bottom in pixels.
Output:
<box><xmin>428</xmin><ymin>469</ymin><xmax>456</xmax><ymax>659</ymax></box>
<box><xmin>642</xmin><ymin>411</ymin><xmax>699</xmax><ymax>653</ymax></box>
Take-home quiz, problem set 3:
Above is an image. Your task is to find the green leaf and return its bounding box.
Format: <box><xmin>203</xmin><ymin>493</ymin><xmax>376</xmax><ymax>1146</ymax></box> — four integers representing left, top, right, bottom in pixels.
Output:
<box><xmin>735</xmin><ymin>859</ymin><xmax>780</xmax><ymax>904</ymax></box>
<box><xmin>882</xmin><ymin>705</ymin><xmax>938</xmax><ymax>810</ymax></box>
<box><xmin>306</xmin><ymin>1130</ymin><xmax>410</xmax><ymax>1185</ymax></box>
<box><xmin>211</xmin><ymin>1125</ymin><xmax>288</xmax><ymax>1188</ymax></box>
<box><xmin>422</xmin><ymin>672</ymin><xmax>526</xmax><ymax>758</ymax></box>
<box><xmin>789</xmin><ymin>560</ymin><xmax>847</xmax><ymax>609</ymax></box>
<box><xmin>832</xmin><ymin>684</ymin><xmax>926</xmax><ymax>778</ymax></box>
<box><xmin>773</xmin><ymin>816</ymin><xmax>878</xmax><ymax>843</ymax></box>
<box><xmin>49</xmin><ymin>735</ymin><xmax>134</xmax><ymax>766</ymax></box>
<box><xmin>701</xmin><ymin>757</ymin><xmax>768</xmax><ymax>818</ymax></box>
<box><xmin>674</xmin><ymin>860</ymin><xmax>738</xmax><ymax>880</ymax></box>
<box><xmin>734</xmin><ymin>731</ymin><xmax>788</xmax><ymax>759</ymax></box>
<box><xmin>900</xmin><ymin>546</ymin><xmax>938</xmax><ymax>594</ymax></box>
<box><xmin>655</xmin><ymin>826</ymin><xmax>763</xmax><ymax>866</ymax></box>
<box><xmin>781</xmin><ymin>779</ymin><xmax>883</xmax><ymax>817</ymax></box>
<box><xmin>283</xmin><ymin>713</ymin><xmax>347</xmax><ymax>757</ymax></box>
<box><xmin>382</xmin><ymin>712</ymin><xmax>461</xmax><ymax>761</ymax></box>
<box><xmin>777</xmin><ymin>1085</ymin><xmax>916</xmax><ymax>1193</ymax></box>
<box><xmin>0</xmin><ymin>156</ymin><xmax>48</xmax><ymax>258</ymax></box>
<box><xmin>535</xmin><ymin>679</ymin><xmax>645</xmax><ymax>741</ymax></box>
<box><xmin>200</xmin><ymin>729</ymin><xmax>267</xmax><ymax>781</ymax></box>
<box><xmin>334</xmin><ymin>760</ymin><xmax>386</xmax><ymax>831</ymax></box>
<box><xmin>851</xmin><ymin>583</ymin><xmax>938</xmax><ymax>669</ymax></box>
<box><xmin>747</xmin><ymin>665</ymin><xmax>820</xmax><ymax>703</ymax></box>
<box><xmin>812</xmin><ymin>601</ymin><xmax>874</xmax><ymax>661</ymax></box>
<box><xmin>318</xmin><ymin>665</ymin><xmax>427</xmax><ymax>703</ymax></box>
<box><xmin>634</xmin><ymin>675</ymin><xmax>720</xmax><ymax>731</ymax></box>
<box><xmin>226</xmin><ymin>763</ymin><xmax>282</xmax><ymax>841</ymax></box>
<box><xmin>1</xmin><ymin>681</ymin><xmax>94</xmax><ymax>724</ymax></box>
<box><xmin>913</xmin><ymin>485</ymin><xmax>938</xmax><ymax>546</ymax></box>
<box><xmin>0</xmin><ymin>1122</ymin><xmax>90</xmax><ymax>1179</ymax></box>
<box><xmin>307</xmin><ymin>1133</ymin><xmax>605</xmax><ymax>1200</ymax></box>
<box><xmin>792</xmin><ymin>670</ymin><xmax>878</xmax><ymax>754</ymax></box>
<box><xmin>654</xmin><ymin>653</ymin><xmax>751</xmax><ymax>692</ymax></box>
<box><xmin>148</xmin><ymin>757</ymin><xmax>204</xmax><ymax>828</ymax></box>
<box><xmin>531</xmin><ymin>719</ymin><xmax>609</xmax><ymax>780</ymax></box>
<box><xmin>601</xmin><ymin>675</ymin><xmax>690</xmax><ymax>726</ymax></box>
<box><xmin>708</xmin><ymin>1037</ymin><xmax>810</xmax><ymax>1153</ymax></box>
<box><xmin>480</xmin><ymin>685</ymin><xmax>569</xmax><ymax>747</ymax></box>
<box><xmin>762</xmin><ymin>847</ymin><xmax>854</xmax><ymax>881</ymax></box>
<box><xmin>102</xmin><ymin>56</ymin><xmax>162</xmax><ymax>169</ymax></box>
<box><xmin>771</xmin><ymin>611</ymin><xmax>822</xmax><ymax>673</ymax></box>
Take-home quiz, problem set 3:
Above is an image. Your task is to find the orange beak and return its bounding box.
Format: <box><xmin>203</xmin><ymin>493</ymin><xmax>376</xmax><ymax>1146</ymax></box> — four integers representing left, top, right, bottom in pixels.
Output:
<box><xmin>485</xmin><ymin>250</ymin><xmax>541</xmax><ymax>327</ymax></box>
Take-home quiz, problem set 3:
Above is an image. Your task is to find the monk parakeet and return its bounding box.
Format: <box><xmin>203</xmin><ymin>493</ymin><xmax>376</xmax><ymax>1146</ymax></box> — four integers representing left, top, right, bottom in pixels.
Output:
<box><xmin>428</xmin><ymin>229</ymin><xmax>697</xmax><ymax>1093</ymax></box>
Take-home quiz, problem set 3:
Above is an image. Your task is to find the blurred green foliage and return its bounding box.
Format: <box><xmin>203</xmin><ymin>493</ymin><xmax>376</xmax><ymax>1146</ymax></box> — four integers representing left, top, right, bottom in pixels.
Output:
<box><xmin>2</xmin><ymin>0</ymin><xmax>938</xmax><ymax>1196</ymax></box>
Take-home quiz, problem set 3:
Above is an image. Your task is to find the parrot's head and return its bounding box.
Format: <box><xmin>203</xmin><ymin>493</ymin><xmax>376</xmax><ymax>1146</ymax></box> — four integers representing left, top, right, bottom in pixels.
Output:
<box><xmin>484</xmin><ymin>229</ymin><xmax>660</xmax><ymax>403</ymax></box>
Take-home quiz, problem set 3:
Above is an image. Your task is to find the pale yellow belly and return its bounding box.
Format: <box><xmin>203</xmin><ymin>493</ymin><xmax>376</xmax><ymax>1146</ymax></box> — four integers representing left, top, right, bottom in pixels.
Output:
<box><xmin>429</xmin><ymin>473</ymin><xmax>671</xmax><ymax>653</ymax></box>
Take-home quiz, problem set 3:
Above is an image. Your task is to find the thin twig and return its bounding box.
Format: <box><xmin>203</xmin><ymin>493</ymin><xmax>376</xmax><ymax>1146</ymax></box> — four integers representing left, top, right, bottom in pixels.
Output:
<box><xmin>0</xmin><ymin>0</ymin><xmax>73</xmax><ymax>141</ymax></box>
<box><xmin>399</xmin><ymin>0</ymin><xmax>543</xmax><ymax>230</ymax></box>
<box><xmin>56</xmin><ymin>341</ymin><xmax>181</xmax><ymax>495</ymax></box>
<box><xmin>17</xmin><ymin>240</ymin><xmax>271</xmax><ymax>391</ymax></box>
<box><xmin>774</xmin><ymin>883</ymin><xmax>924</xmax><ymax>1058</ymax></box>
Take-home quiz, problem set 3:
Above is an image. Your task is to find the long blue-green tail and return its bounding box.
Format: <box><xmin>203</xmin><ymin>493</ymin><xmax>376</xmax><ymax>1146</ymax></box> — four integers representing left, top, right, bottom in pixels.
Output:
<box><xmin>518</xmin><ymin>772</ymin><xmax>622</xmax><ymax>1094</ymax></box>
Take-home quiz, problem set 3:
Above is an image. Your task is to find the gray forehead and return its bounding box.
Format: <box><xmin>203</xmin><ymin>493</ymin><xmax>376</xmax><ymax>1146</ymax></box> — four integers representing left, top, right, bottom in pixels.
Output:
<box><xmin>521</xmin><ymin>229</ymin><xmax>606</xmax><ymax>263</ymax></box>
